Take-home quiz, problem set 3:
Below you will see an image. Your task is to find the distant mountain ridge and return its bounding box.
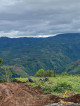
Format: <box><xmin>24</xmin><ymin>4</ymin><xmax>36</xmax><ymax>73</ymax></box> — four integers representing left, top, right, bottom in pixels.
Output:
<box><xmin>60</xmin><ymin>60</ymin><xmax>80</xmax><ymax>75</ymax></box>
<box><xmin>0</xmin><ymin>33</ymin><xmax>80</xmax><ymax>76</ymax></box>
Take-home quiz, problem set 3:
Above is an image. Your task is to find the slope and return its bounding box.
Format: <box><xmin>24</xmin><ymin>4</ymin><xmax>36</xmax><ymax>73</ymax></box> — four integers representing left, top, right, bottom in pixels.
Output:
<box><xmin>0</xmin><ymin>33</ymin><xmax>80</xmax><ymax>75</ymax></box>
<box><xmin>60</xmin><ymin>60</ymin><xmax>80</xmax><ymax>75</ymax></box>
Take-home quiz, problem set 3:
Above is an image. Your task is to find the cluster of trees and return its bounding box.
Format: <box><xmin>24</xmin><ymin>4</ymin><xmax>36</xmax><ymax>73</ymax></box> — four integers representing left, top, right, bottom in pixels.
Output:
<box><xmin>35</xmin><ymin>69</ymin><xmax>69</xmax><ymax>77</ymax></box>
<box><xmin>0</xmin><ymin>58</ymin><xmax>12</xmax><ymax>82</ymax></box>
<box><xmin>35</xmin><ymin>69</ymin><xmax>56</xmax><ymax>77</ymax></box>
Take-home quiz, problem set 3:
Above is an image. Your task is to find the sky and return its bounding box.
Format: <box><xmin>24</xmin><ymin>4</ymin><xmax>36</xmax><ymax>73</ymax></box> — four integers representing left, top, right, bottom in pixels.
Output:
<box><xmin>0</xmin><ymin>0</ymin><xmax>80</xmax><ymax>38</ymax></box>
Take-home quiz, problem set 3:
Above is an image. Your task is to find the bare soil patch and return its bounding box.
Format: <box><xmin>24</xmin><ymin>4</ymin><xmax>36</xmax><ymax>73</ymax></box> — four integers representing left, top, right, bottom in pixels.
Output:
<box><xmin>64</xmin><ymin>94</ymin><xmax>80</xmax><ymax>103</ymax></box>
<box><xmin>0</xmin><ymin>82</ymin><xmax>80</xmax><ymax>106</ymax></box>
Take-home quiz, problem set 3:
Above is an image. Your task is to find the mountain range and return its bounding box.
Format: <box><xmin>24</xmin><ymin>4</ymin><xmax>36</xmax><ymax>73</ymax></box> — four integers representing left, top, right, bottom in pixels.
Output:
<box><xmin>0</xmin><ymin>33</ymin><xmax>80</xmax><ymax>78</ymax></box>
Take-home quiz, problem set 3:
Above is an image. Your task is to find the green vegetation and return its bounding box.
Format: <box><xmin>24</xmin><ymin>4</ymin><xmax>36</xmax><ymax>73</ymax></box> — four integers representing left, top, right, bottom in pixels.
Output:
<box><xmin>2</xmin><ymin>66</ymin><xmax>12</xmax><ymax>82</ymax></box>
<box><xmin>0</xmin><ymin>58</ymin><xmax>2</xmax><ymax>65</ymax></box>
<box><xmin>35</xmin><ymin>69</ymin><xmax>55</xmax><ymax>77</ymax></box>
<box><xmin>0</xmin><ymin>79</ymin><xmax>6</xmax><ymax>83</ymax></box>
<box><xmin>0</xmin><ymin>58</ymin><xmax>28</xmax><ymax>80</ymax></box>
<box><xmin>60</xmin><ymin>63</ymin><xmax>80</xmax><ymax>75</ymax></box>
<box><xmin>53</xmin><ymin>82</ymin><xmax>72</xmax><ymax>93</ymax></box>
<box><xmin>42</xmin><ymin>82</ymin><xmax>72</xmax><ymax>94</ymax></box>
<box><xmin>45</xmin><ymin>70</ymin><xmax>55</xmax><ymax>77</ymax></box>
<box><xmin>35</xmin><ymin>69</ymin><xmax>45</xmax><ymax>77</ymax></box>
<box><xmin>0</xmin><ymin>65</ymin><xmax>28</xmax><ymax>79</ymax></box>
<box><xmin>16</xmin><ymin>75</ymin><xmax>80</xmax><ymax>95</ymax></box>
<box><xmin>0</xmin><ymin>33</ymin><xmax>80</xmax><ymax>76</ymax></box>
<box><xmin>61</xmin><ymin>72</ymin><xmax>69</xmax><ymax>76</ymax></box>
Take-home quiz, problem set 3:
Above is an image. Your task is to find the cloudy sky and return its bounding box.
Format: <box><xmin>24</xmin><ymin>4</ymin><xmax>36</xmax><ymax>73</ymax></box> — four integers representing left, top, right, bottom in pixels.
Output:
<box><xmin>0</xmin><ymin>0</ymin><xmax>80</xmax><ymax>38</ymax></box>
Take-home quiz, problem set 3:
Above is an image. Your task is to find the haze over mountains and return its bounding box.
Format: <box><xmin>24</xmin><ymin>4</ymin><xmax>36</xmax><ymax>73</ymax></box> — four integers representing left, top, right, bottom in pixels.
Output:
<box><xmin>0</xmin><ymin>33</ymin><xmax>80</xmax><ymax>77</ymax></box>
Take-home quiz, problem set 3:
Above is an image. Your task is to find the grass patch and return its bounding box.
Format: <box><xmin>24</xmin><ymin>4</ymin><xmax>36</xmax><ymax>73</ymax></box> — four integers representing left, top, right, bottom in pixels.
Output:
<box><xmin>53</xmin><ymin>82</ymin><xmax>72</xmax><ymax>93</ymax></box>
<box><xmin>15</xmin><ymin>75</ymin><xmax>80</xmax><ymax>95</ymax></box>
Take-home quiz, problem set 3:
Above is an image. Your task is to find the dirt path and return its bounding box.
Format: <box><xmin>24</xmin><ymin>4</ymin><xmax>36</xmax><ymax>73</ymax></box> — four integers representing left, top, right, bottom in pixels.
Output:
<box><xmin>0</xmin><ymin>83</ymin><xmax>80</xmax><ymax>106</ymax></box>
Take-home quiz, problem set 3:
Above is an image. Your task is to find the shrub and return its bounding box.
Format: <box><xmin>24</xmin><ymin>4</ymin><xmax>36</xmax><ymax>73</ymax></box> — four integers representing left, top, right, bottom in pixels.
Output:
<box><xmin>0</xmin><ymin>58</ymin><xmax>3</xmax><ymax>64</ymax></box>
<box><xmin>61</xmin><ymin>72</ymin><xmax>68</xmax><ymax>76</ymax></box>
<box><xmin>45</xmin><ymin>70</ymin><xmax>55</xmax><ymax>77</ymax></box>
<box><xmin>0</xmin><ymin>79</ymin><xmax>6</xmax><ymax>83</ymax></box>
<box><xmin>35</xmin><ymin>69</ymin><xmax>56</xmax><ymax>77</ymax></box>
<box><xmin>53</xmin><ymin>82</ymin><xmax>72</xmax><ymax>93</ymax></box>
<box><xmin>35</xmin><ymin>69</ymin><xmax>45</xmax><ymax>77</ymax></box>
<box><xmin>42</xmin><ymin>85</ymin><xmax>53</xmax><ymax>94</ymax></box>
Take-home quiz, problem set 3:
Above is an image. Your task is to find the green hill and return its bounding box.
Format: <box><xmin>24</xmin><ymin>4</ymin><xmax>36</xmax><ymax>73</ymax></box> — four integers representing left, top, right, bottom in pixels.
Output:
<box><xmin>0</xmin><ymin>65</ymin><xmax>28</xmax><ymax>79</ymax></box>
<box><xmin>0</xmin><ymin>33</ymin><xmax>80</xmax><ymax>75</ymax></box>
<box><xmin>60</xmin><ymin>60</ymin><xmax>80</xmax><ymax>75</ymax></box>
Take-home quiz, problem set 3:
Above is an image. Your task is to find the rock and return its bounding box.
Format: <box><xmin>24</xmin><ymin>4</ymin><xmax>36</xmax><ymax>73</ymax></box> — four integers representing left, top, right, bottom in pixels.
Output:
<box><xmin>45</xmin><ymin>102</ymin><xmax>80</xmax><ymax>106</ymax></box>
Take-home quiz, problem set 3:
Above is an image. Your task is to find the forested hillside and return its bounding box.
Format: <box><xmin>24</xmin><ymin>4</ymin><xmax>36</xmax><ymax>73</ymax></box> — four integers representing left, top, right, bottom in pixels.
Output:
<box><xmin>60</xmin><ymin>60</ymin><xmax>80</xmax><ymax>75</ymax></box>
<box><xmin>0</xmin><ymin>33</ymin><xmax>80</xmax><ymax>76</ymax></box>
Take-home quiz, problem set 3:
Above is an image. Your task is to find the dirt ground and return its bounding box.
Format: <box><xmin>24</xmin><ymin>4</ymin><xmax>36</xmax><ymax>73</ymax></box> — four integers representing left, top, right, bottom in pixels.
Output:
<box><xmin>0</xmin><ymin>82</ymin><xmax>80</xmax><ymax>106</ymax></box>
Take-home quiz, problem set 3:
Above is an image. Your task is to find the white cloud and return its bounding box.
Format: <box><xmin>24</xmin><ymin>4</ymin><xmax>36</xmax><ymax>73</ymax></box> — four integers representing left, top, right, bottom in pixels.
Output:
<box><xmin>0</xmin><ymin>0</ymin><xmax>80</xmax><ymax>37</ymax></box>
<box><xmin>0</xmin><ymin>30</ymin><xmax>58</xmax><ymax>38</ymax></box>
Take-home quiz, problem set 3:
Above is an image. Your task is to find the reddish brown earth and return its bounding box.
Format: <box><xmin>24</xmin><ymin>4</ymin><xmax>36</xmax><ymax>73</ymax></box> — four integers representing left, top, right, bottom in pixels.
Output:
<box><xmin>0</xmin><ymin>83</ymin><xmax>54</xmax><ymax>106</ymax></box>
<box><xmin>0</xmin><ymin>83</ymin><xmax>80</xmax><ymax>106</ymax></box>
<box><xmin>64</xmin><ymin>94</ymin><xmax>80</xmax><ymax>103</ymax></box>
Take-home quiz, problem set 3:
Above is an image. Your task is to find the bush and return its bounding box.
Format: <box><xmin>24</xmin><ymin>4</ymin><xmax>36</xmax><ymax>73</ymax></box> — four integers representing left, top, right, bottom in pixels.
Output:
<box><xmin>35</xmin><ymin>69</ymin><xmax>45</xmax><ymax>77</ymax></box>
<box><xmin>61</xmin><ymin>72</ymin><xmax>68</xmax><ymax>76</ymax></box>
<box><xmin>53</xmin><ymin>82</ymin><xmax>72</xmax><ymax>93</ymax></box>
<box><xmin>42</xmin><ymin>85</ymin><xmax>53</xmax><ymax>94</ymax></box>
<box><xmin>0</xmin><ymin>58</ymin><xmax>3</xmax><ymax>64</ymax></box>
<box><xmin>0</xmin><ymin>79</ymin><xmax>6</xmax><ymax>83</ymax></box>
<box><xmin>45</xmin><ymin>70</ymin><xmax>55</xmax><ymax>77</ymax></box>
<box><xmin>35</xmin><ymin>69</ymin><xmax>55</xmax><ymax>77</ymax></box>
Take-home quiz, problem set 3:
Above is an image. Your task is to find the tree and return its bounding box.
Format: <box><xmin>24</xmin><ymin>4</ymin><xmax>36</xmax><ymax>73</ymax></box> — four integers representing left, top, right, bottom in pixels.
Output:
<box><xmin>45</xmin><ymin>70</ymin><xmax>54</xmax><ymax>77</ymax></box>
<box><xmin>54</xmin><ymin>66</ymin><xmax>56</xmax><ymax>77</ymax></box>
<box><xmin>35</xmin><ymin>69</ymin><xmax>45</xmax><ymax>77</ymax></box>
<box><xmin>2</xmin><ymin>65</ymin><xmax>12</xmax><ymax>82</ymax></box>
<box><xmin>61</xmin><ymin>72</ymin><xmax>68</xmax><ymax>76</ymax></box>
<box><xmin>0</xmin><ymin>58</ymin><xmax>3</xmax><ymax>65</ymax></box>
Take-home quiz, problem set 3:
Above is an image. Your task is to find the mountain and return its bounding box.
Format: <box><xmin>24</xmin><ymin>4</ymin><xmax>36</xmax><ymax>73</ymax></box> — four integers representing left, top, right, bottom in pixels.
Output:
<box><xmin>0</xmin><ymin>65</ymin><xmax>28</xmax><ymax>79</ymax></box>
<box><xmin>60</xmin><ymin>60</ymin><xmax>80</xmax><ymax>75</ymax></box>
<box><xmin>0</xmin><ymin>33</ymin><xmax>80</xmax><ymax>76</ymax></box>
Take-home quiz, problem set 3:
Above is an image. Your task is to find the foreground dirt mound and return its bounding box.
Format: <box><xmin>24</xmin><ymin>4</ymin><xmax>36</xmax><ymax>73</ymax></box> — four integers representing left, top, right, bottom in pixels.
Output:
<box><xmin>0</xmin><ymin>83</ymin><xmax>47</xmax><ymax>106</ymax></box>
<box><xmin>0</xmin><ymin>83</ymin><xmax>55</xmax><ymax>106</ymax></box>
<box><xmin>64</xmin><ymin>94</ymin><xmax>80</xmax><ymax>103</ymax></box>
<box><xmin>0</xmin><ymin>83</ymin><xmax>80</xmax><ymax>106</ymax></box>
